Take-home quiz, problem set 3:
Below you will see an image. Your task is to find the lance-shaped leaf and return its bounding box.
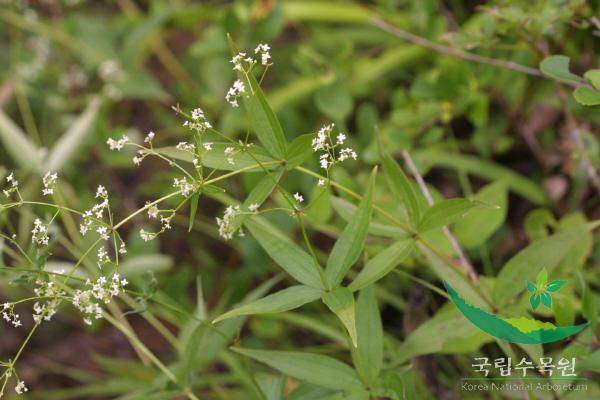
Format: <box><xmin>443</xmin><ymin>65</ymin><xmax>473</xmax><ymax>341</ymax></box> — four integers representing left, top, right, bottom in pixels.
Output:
<box><xmin>530</xmin><ymin>293</ymin><xmax>541</xmax><ymax>311</ymax></box>
<box><xmin>245</xmin><ymin>217</ymin><xmax>323</xmax><ymax>289</ymax></box>
<box><xmin>322</xmin><ymin>287</ymin><xmax>358</xmax><ymax>347</ymax></box>
<box><xmin>381</xmin><ymin>154</ymin><xmax>420</xmax><ymax>227</ymax></box>
<box><xmin>46</xmin><ymin>96</ymin><xmax>102</xmax><ymax>171</ymax></box>
<box><xmin>418</xmin><ymin>198</ymin><xmax>484</xmax><ymax>233</ymax></box>
<box><xmin>325</xmin><ymin>167</ymin><xmax>376</xmax><ymax>287</ymax></box>
<box><xmin>212</xmin><ymin>285</ymin><xmax>322</xmax><ymax>323</ymax></box>
<box><xmin>354</xmin><ymin>286</ymin><xmax>383</xmax><ymax>384</ymax></box>
<box><xmin>527</xmin><ymin>281</ymin><xmax>536</xmax><ymax>293</ymax></box>
<box><xmin>232</xmin><ymin>347</ymin><xmax>362</xmax><ymax>391</ymax></box>
<box><xmin>348</xmin><ymin>238</ymin><xmax>415</xmax><ymax>291</ymax></box>
<box><xmin>536</xmin><ymin>268</ymin><xmax>548</xmax><ymax>288</ymax></box>
<box><xmin>285</xmin><ymin>133</ymin><xmax>313</xmax><ymax>170</ymax></box>
<box><xmin>0</xmin><ymin>109</ymin><xmax>43</xmax><ymax>172</ymax></box>
<box><xmin>547</xmin><ymin>280</ymin><xmax>566</xmax><ymax>293</ymax></box>
<box><xmin>540</xmin><ymin>291</ymin><xmax>552</xmax><ymax>308</ymax></box>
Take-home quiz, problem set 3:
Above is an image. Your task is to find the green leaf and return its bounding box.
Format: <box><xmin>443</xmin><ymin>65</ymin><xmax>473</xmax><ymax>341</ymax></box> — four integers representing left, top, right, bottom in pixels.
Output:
<box><xmin>418</xmin><ymin>198</ymin><xmax>484</xmax><ymax>233</ymax></box>
<box><xmin>212</xmin><ymin>285</ymin><xmax>322</xmax><ymax>323</ymax></box>
<box><xmin>285</xmin><ymin>133</ymin><xmax>314</xmax><ymax>170</ymax></box>
<box><xmin>188</xmin><ymin>192</ymin><xmax>200</xmax><ymax>232</ymax></box>
<box><xmin>315</xmin><ymin>82</ymin><xmax>353</xmax><ymax>121</ymax></box>
<box><xmin>527</xmin><ymin>281</ymin><xmax>536</xmax><ymax>293</ymax></box>
<box><xmin>530</xmin><ymin>293</ymin><xmax>541</xmax><ymax>311</ymax></box>
<box><xmin>46</xmin><ymin>96</ymin><xmax>102</xmax><ymax>171</ymax></box>
<box><xmin>540</xmin><ymin>291</ymin><xmax>552</xmax><ymax>308</ymax></box>
<box><xmin>381</xmin><ymin>154</ymin><xmax>420</xmax><ymax>227</ymax></box>
<box><xmin>553</xmin><ymin>296</ymin><xmax>575</xmax><ymax>327</ymax></box>
<box><xmin>354</xmin><ymin>286</ymin><xmax>383</xmax><ymax>384</ymax></box>
<box><xmin>232</xmin><ymin>348</ymin><xmax>362</xmax><ymax>391</ymax></box>
<box><xmin>539</xmin><ymin>55</ymin><xmax>582</xmax><ymax>83</ymax></box>
<box><xmin>584</xmin><ymin>69</ymin><xmax>600</xmax><ymax>90</ymax></box>
<box><xmin>573</xmin><ymin>86</ymin><xmax>600</xmax><ymax>106</ymax></box>
<box><xmin>242</xmin><ymin>73</ymin><xmax>288</xmax><ymax>159</ymax></box>
<box><xmin>245</xmin><ymin>218</ymin><xmax>323</xmax><ymax>289</ymax></box>
<box><xmin>231</xmin><ymin>169</ymin><xmax>283</xmax><ymax>232</ymax></box>
<box><xmin>325</xmin><ymin>168</ymin><xmax>376</xmax><ymax>287</ymax></box>
<box><xmin>348</xmin><ymin>238</ymin><xmax>415</xmax><ymax>291</ymax></box>
<box><xmin>547</xmin><ymin>280</ymin><xmax>566</xmax><ymax>293</ymax></box>
<box><xmin>322</xmin><ymin>287</ymin><xmax>358</xmax><ymax>347</ymax></box>
<box><xmin>580</xmin><ymin>273</ymin><xmax>598</xmax><ymax>333</ymax></box>
<box><xmin>330</xmin><ymin>196</ymin><xmax>406</xmax><ymax>238</ymax></box>
<box><xmin>453</xmin><ymin>181</ymin><xmax>507</xmax><ymax>248</ymax></box>
<box><xmin>536</xmin><ymin>268</ymin><xmax>548</xmax><ymax>288</ymax></box>
<box><xmin>0</xmin><ymin>109</ymin><xmax>43</xmax><ymax>172</ymax></box>
<box><xmin>493</xmin><ymin>223</ymin><xmax>598</xmax><ymax>308</ymax></box>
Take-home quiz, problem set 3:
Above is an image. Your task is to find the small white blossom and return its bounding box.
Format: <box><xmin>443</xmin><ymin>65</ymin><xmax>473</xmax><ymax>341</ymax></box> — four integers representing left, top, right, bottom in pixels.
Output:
<box><xmin>216</xmin><ymin>205</ymin><xmax>242</xmax><ymax>240</ymax></box>
<box><xmin>144</xmin><ymin>131</ymin><xmax>155</xmax><ymax>144</ymax></box>
<box><xmin>31</xmin><ymin>218</ymin><xmax>50</xmax><ymax>246</ymax></box>
<box><xmin>293</xmin><ymin>192</ymin><xmax>304</xmax><ymax>203</ymax></box>
<box><xmin>248</xmin><ymin>203</ymin><xmax>259</xmax><ymax>212</ymax></box>
<box><xmin>95</xmin><ymin>185</ymin><xmax>108</xmax><ymax>199</ymax></box>
<box><xmin>107</xmin><ymin>135</ymin><xmax>129</xmax><ymax>151</ymax></box>
<box><xmin>176</xmin><ymin>142</ymin><xmax>195</xmax><ymax>151</ymax></box>
<box><xmin>254</xmin><ymin>43</ymin><xmax>271</xmax><ymax>65</ymax></box>
<box><xmin>2</xmin><ymin>303</ymin><xmax>22</xmax><ymax>328</ymax></box>
<box><xmin>173</xmin><ymin>177</ymin><xmax>194</xmax><ymax>197</ymax></box>
<box><xmin>42</xmin><ymin>171</ymin><xmax>58</xmax><ymax>196</ymax></box>
<box><xmin>15</xmin><ymin>380</ymin><xmax>27</xmax><ymax>394</ymax></box>
<box><xmin>203</xmin><ymin>142</ymin><xmax>213</xmax><ymax>151</ymax></box>
<box><xmin>225</xmin><ymin>79</ymin><xmax>246</xmax><ymax>107</ymax></box>
<box><xmin>183</xmin><ymin>107</ymin><xmax>212</xmax><ymax>132</ymax></box>
<box><xmin>230</xmin><ymin>52</ymin><xmax>255</xmax><ymax>72</ymax></box>
<box><xmin>318</xmin><ymin>179</ymin><xmax>325</xmax><ymax>186</ymax></box>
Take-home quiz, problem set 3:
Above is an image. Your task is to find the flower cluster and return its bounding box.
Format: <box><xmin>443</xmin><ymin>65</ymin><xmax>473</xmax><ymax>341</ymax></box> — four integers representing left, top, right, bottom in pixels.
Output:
<box><xmin>32</xmin><ymin>280</ymin><xmax>66</xmax><ymax>323</ymax></box>
<box><xmin>182</xmin><ymin>108</ymin><xmax>212</xmax><ymax>133</ymax></box>
<box><xmin>79</xmin><ymin>185</ymin><xmax>111</xmax><ymax>240</ymax></box>
<box><xmin>72</xmin><ymin>274</ymin><xmax>127</xmax><ymax>325</ymax></box>
<box><xmin>31</xmin><ymin>218</ymin><xmax>50</xmax><ymax>246</ymax></box>
<box><xmin>254</xmin><ymin>43</ymin><xmax>271</xmax><ymax>66</ymax></box>
<box><xmin>225</xmin><ymin>80</ymin><xmax>246</xmax><ymax>108</ymax></box>
<box><xmin>216</xmin><ymin>205</ymin><xmax>244</xmax><ymax>240</ymax></box>
<box><xmin>2</xmin><ymin>303</ymin><xmax>22</xmax><ymax>328</ymax></box>
<box><xmin>3</xmin><ymin>173</ymin><xmax>19</xmax><ymax>198</ymax></box>
<box><xmin>107</xmin><ymin>135</ymin><xmax>130</xmax><ymax>151</ymax></box>
<box><xmin>15</xmin><ymin>380</ymin><xmax>27</xmax><ymax>395</ymax></box>
<box><xmin>139</xmin><ymin>202</ymin><xmax>174</xmax><ymax>242</ymax></box>
<box><xmin>42</xmin><ymin>172</ymin><xmax>58</xmax><ymax>196</ymax></box>
<box><xmin>312</xmin><ymin>123</ymin><xmax>357</xmax><ymax>172</ymax></box>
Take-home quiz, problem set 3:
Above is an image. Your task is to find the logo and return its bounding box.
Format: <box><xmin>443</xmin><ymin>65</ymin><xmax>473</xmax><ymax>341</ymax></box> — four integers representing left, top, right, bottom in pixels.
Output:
<box><xmin>444</xmin><ymin>268</ymin><xmax>588</xmax><ymax>344</ymax></box>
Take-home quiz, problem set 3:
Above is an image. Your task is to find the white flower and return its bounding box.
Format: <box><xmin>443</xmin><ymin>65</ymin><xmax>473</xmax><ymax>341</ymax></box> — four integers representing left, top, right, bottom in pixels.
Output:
<box><xmin>144</xmin><ymin>131</ymin><xmax>155</xmax><ymax>144</ymax></box>
<box><xmin>173</xmin><ymin>177</ymin><xmax>194</xmax><ymax>197</ymax></box>
<box><xmin>133</xmin><ymin>156</ymin><xmax>142</xmax><ymax>166</ymax></box>
<box><xmin>248</xmin><ymin>203</ymin><xmax>259</xmax><ymax>212</ymax></box>
<box><xmin>226</xmin><ymin>79</ymin><xmax>246</xmax><ymax>107</ymax></box>
<box><xmin>203</xmin><ymin>142</ymin><xmax>213</xmax><ymax>151</ymax></box>
<box><xmin>107</xmin><ymin>135</ymin><xmax>129</xmax><ymax>151</ymax></box>
<box><xmin>14</xmin><ymin>380</ymin><xmax>27</xmax><ymax>394</ymax></box>
<box><xmin>254</xmin><ymin>43</ymin><xmax>271</xmax><ymax>65</ymax></box>
<box><xmin>31</xmin><ymin>218</ymin><xmax>50</xmax><ymax>246</ymax></box>
<box><xmin>231</xmin><ymin>52</ymin><xmax>255</xmax><ymax>72</ymax></box>
<box><xmin>183</xmin><ymin>108</ymin><xmax>212</xmax><ymax>132</ymax></box>
<box><xmin>216</xmin><ymin>205</ymin><xmax>242</xmax><ymax>240</ymax></box>
<box><xmin>293</xmin><ymin>192</ymin><xmax>304</xmax><ymax>203</ymax></box>
<box><xmin>318</xmin><ymin>179</ymin><xmax>325</xmax><ymax>186</ymax></box>
<box><xmin>95</xmin><ymin>185</ymin><xmax>108</xmax><ymax>199</ymax></box>
<box><xmin>42</xmin><ymin>171</ymin><xmax>58</xmax><ymax>196</ymax></box>
<box><xmin>176</xmin><ymin>142</ymin><xmax>195</xmax><ymax>151</ymax></box>
<box><xmin>336</xmin><ymin>133</ymin><xmax>346</xmax><ymax>144</ymax></box>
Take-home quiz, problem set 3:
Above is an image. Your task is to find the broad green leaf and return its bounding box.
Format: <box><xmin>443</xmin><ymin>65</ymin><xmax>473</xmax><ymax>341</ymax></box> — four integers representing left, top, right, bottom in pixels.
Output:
<box><xmin>585</xmin><ymin>69</ymin><xmax>600</xmax><ymax>90</ymax></box>
<box><xmin>526</xmin><ymin>281</ymin><xmax>536</xmax><ymax>293</ymax></box>
<box><xmin>547</xmin><ymin>280</ymin><xmax>566</xmax><ymax>292</ymax></box>
<box><xmin>540</xmin><ymin>291</ymin><xmax>552</xmax><ymax>308</ymax></box>
<box><xmin>232</xmin><ymin>348</ymin><xmax>362</xmax><ymax>391</ymax></box>
<box><xmin>354</xmin><ymin>286</ymin><xmax>383</xmax><ymax>384</ymax></box>
<box><xmin>242</xmin><ymin>73</ymin><xmax>287</xmax><ymax>159</ymax></box>
<box><xmin>315</xmin><ymin>82</ymin><xmax>353</xmax><ymax>121</ymax></box>
<box><xmin>285</xmin><ymin>133</ymin><xmax>314</xmax><ymax>169</ymax></box>
<box><xmin>46</xmin><ymin>96</ymin><xmax>102</xmax><ymax>171</ymax></box>
<box><xmin>0</xmin><ymin>109</ymin><xmax>43</xmax><ymax>172</ymax></box>
<box><xmin>348</xmin><ymin>238</ymin><xmax>414</xmax><ymax>291</ymax></box>
<box><xmin>322</xmin><ymin>287</ymin><xmax>358</xmax><ymax>347</ymax></box>
<box><xmin>381</xmin><ymin>154</ymin><xmax>420</xmax><ymax>228</ymax></box>
<box><xmin>530</xmin><ymin>294</ymin><xmax>541</xmax><ymax>311</ymax></box>
<box><xmin>418</xmin><ymin>198</ymin><xmax>484</xmax><ymax>233</ymax></box>
<box><xmin>539</xmin><ymin>55</ymin><xmax>581</xmax><ymax>83</ymax></box>
<box><xmin>245</xmin><ymin>217</ymin><xmax>323</xmax><ymax>289</ymax></box>
<box><xmin>536</xmin><ymin>268</ymin><xmax>548</xmax><ymax>288</ymax></box>
<box><xmin>212</xmin><ymin>285</ymin><xmax>322</xmax><ymax>323</ymax></box>
<box><xmin>394</xmin><ymin>307</ymin><xmax>490</xmax><ymax>364</ymax></box>
<box><xmin>453</xmin><ymin>181</ymin><xmax>507</xmax><ymax>248</ymax></box>
<box><xmin>325</xmin><ymin>168</ymin><xmax>376</xmax><ymax>287</ymax></box>
<box><xmin>573</xmin><ymin>86</ymin><xmax>600</xmax><ymax>106</ymax></box>
<box><xmin>494</xmin><ymin>223</ymin><xmax>599</xmax><ymax>308</ymax></box>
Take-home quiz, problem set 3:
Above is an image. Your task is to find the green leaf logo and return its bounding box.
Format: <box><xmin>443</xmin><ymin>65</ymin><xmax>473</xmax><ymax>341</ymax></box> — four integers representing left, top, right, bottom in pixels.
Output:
<box><xmin>527</xmin><ymin>268</ymin><xmax>566</xmax><ymax>311</ymax></box>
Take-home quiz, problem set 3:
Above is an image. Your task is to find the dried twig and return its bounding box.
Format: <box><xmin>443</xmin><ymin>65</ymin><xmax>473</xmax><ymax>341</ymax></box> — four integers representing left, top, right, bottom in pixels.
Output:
<box><xmin>402</xmin><ymin>150</ymin><xmax>479</xmax><ymax>283</ymax></box>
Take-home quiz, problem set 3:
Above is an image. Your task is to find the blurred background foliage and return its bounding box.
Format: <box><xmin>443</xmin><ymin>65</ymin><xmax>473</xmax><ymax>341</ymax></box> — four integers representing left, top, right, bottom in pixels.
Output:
<box><xmin>1</xmin><ymin>0</ymin><xmax>600</xmax><ymax>399</ymax></box>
